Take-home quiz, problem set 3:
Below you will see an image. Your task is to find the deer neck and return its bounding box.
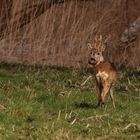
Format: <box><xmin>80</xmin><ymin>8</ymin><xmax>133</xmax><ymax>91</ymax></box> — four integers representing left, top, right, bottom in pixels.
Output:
<box><xmin>95</xmin><ymin>56</ymin><xmax>104</xmax><ymax>66</ymax></box>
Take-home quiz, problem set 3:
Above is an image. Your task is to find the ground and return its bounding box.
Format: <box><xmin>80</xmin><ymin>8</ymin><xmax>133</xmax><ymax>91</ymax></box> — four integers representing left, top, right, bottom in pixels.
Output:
<box><xmin>0</xmin><ymin>63</ymin><xmax>139</xmax><ymax>140</ymax></box>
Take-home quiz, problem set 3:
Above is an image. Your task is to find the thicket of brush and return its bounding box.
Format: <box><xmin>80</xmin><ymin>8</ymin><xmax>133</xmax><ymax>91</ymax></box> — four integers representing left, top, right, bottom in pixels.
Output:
<box><xmin>0</xmin><ymin>0</ymin><xmax>140</xmax><ymax>68</ymax></box>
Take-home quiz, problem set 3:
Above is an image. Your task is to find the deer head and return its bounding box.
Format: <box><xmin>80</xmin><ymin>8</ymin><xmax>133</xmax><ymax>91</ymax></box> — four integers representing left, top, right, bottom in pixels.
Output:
<box><xmin>87</xmin><ymin>35</ymin><xmax>106</xmax><ymax>66</ymax></box>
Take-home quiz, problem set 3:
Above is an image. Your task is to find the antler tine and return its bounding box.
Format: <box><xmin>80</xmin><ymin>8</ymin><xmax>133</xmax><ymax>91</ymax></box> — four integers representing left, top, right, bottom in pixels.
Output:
<box><xmin>101</xmin><ymin>35</ymin><xmax>111</xmax><ymax>52</ymax></box>
<box><xmin>94</xmin><ymin>35</ymin><xmax>98</xmax><ymax>49</ymax></box>
<box><xmin>87</xmin><ymin>43</ymin><xmax>92</xmax><ymax>50</ymax></box>
<box><xmin>102</xmin><ymin>44</ymin><xmax>106</xmax><ymax>52</ymax></box>
<box><xmin>98</xmin><ymin>34</ymin><xmax>106</xmax><ymax>52</ymax></box>
<box><xmin>98</xmin><ymin>35</ymin><xmax>102</xmax><ymax>51</ymax></box>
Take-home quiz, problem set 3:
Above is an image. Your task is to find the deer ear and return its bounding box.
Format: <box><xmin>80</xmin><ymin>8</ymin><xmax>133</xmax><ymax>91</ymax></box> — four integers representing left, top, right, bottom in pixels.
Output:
<box><xmin>87</xmin><ymin>43</ymin><xmax>92</xmax><ymax>50</ymax></box>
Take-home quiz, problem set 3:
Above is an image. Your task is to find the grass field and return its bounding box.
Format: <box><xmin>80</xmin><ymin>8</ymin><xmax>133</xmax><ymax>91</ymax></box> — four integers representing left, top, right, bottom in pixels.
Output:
<box><xmin>0</xmin><ymin>63</ymin><xmax>139</xmax><ymax>140</ymax></box>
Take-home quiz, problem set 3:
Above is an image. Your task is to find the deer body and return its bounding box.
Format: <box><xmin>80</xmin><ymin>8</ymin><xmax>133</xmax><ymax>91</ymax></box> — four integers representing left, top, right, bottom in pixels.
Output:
<box><xmin>87</xmin><ymin>35</ymin><xmax>117</xmax><ymax>108</ymax></box>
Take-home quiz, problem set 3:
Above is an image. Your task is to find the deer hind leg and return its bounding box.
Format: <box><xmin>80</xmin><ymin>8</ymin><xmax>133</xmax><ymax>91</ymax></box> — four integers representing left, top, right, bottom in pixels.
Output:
<box><xmin>109</xmin><ymin>86</ymin><xmax>115</xmax><ymax>108</ymax></box>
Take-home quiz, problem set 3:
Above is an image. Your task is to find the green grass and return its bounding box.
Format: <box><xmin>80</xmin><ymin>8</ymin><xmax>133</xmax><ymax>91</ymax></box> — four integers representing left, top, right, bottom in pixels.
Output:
<box><xmin>0</xmin><ymin>63</ymin><xmax>139</xmax><ymax>140</ymax></box>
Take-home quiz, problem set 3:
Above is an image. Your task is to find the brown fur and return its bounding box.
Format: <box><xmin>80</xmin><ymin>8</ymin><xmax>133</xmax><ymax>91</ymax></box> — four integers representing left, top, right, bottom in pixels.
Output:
<box><xmin>95</xmin><ymin>61</ymin><xmax>117</xmax><ymax>108</ymax></box>
<box><xmin>95</xmin><ymin>61</ymin><xmax>117</xmax><ymax>85</ymax></box>
<box><xmin>87</xmin><ymin>35</ymin><xmax>117</xmax><ymax>108</ymax></box>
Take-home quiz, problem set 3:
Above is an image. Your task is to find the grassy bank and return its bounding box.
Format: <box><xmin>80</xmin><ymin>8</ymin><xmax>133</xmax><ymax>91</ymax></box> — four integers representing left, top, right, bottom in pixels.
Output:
<box><xmin>0</xmin><ymin>63</ymin><xmax>139</xmax><ymax>140</ymax></box>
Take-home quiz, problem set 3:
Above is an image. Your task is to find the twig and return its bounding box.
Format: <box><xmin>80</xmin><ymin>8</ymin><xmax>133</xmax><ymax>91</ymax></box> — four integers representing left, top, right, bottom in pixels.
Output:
<box><xmin>71</xmin><ymin>118</ymin><xmax>77</xmax><ymax>125</ymax></box>
<box><xmin>81</xmin><ymin>75</ymin><xmax>92</xmax><ymax>86</ymax></box>
<box><xmin>57</xmin><ymin>110</ymin><xmax>61</xmax><ymax>120</ymax></box>
<box><xmin>0</xmin><ymin>104</ymin><xmax>6</xmax><ymax>110</ymax></box>
<box><xmin>123</xmin><ymin>123</ymin><xmax>138</xmax><ymax>132</ymax></box>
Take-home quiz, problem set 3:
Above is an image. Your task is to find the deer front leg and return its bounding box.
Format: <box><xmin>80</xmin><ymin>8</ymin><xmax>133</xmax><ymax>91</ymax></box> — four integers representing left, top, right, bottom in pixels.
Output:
<box><xmin>96</xmin><ymin>82</ymin><xmax>103</xmax><ymax>107</ymax></box>
<box><xmin>98</xmin><ymin>93</ymin><xmax>102</xmax><ymax>106</ymax></box>
<box><xmin>101</xmin><ymin>82</ymin><xmax>110</xmax><ymax>107</ymax></box>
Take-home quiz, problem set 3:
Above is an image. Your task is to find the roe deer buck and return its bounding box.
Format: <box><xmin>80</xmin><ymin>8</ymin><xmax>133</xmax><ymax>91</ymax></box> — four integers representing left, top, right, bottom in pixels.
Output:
<box><xmin>87</xmin><ymin>35</ymin><xmax>117</xmax><ymax>108</ymax></box>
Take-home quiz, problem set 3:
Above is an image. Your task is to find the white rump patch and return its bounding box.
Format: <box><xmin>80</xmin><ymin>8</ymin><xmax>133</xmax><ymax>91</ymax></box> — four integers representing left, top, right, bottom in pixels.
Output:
<box><xmin>96</xmin><ymin>71</ymin><xmax>109</xmax><ymax>81</ymax></box>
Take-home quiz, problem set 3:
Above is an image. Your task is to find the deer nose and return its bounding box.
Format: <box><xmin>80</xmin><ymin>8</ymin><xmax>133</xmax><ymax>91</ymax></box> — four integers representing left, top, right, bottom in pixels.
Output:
<box><xmin>88</xmin><ymin>58</ymin><xmax>95</xmax><ymax>65</ymax></box>
<box><xmin>90</xmin><ymin>58</ymin><xmax>95</xmax><ymax>61</ymax></box>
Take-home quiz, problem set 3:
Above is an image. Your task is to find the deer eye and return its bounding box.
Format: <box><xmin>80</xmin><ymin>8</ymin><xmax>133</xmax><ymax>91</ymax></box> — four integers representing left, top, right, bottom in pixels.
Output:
<box><xmin>97</xmin><ymin>53</ymin><xmax>100</xmax><ymax>55</ymax></box>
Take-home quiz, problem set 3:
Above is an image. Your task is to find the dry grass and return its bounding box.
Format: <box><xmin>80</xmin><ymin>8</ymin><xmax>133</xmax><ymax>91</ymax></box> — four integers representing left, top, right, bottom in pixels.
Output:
<box><xmin>0</xmin><ymin>0</ymin><xmax>140</xmax><ymax>68</ymax></box>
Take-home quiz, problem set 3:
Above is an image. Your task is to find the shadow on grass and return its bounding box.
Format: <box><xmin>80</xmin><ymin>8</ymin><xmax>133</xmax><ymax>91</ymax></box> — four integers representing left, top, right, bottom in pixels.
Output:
<box><xmin>74</xmin><ymin>102</ymin><xmax>97</xmax><ymax>109</ymax></box>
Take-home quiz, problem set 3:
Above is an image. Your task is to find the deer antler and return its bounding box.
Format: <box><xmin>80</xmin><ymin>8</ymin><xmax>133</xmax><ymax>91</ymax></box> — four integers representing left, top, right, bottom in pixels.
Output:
<box><xmin>94</xmin><ymin>35</ymin><xmax>106</xmax><ymax>52</ymax></box>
